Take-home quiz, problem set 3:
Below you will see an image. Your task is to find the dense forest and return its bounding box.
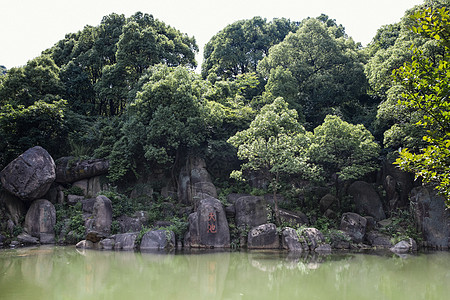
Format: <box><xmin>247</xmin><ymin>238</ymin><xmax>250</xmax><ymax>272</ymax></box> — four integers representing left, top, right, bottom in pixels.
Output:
<box><xmin>1</xmin><ymin>0</ymin><xmax>449</xmax><ymax>227</ymax></box>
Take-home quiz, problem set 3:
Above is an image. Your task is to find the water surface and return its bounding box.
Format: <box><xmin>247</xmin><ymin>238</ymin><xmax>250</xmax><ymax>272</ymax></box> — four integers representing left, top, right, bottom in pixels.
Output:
<box><xmin>1</xmin><ymin>246</ymin><xmax>449</xmax><ymax>300</ymax></box>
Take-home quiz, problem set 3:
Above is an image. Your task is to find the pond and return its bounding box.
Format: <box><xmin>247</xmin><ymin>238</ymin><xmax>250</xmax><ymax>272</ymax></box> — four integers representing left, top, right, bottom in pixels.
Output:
<box><xmin>0</xmin><ymin>246</ymin><xmax>449</xmax><ymax>300</ymax></box>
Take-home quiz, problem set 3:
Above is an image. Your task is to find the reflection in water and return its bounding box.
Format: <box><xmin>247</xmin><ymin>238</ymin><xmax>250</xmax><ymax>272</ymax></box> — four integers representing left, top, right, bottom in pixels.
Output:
<box><xmin>1</xmin><ymin>247</ymin><xmax>450</xmax><ymax>300</ymax></box>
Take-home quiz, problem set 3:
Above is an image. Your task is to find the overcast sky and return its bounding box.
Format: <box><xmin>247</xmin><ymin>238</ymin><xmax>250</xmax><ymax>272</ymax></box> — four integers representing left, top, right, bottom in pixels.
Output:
<box><xmin>1</xmin><ymin>0</ymin><xmax>424</xmax><ymax>69</ymax></box>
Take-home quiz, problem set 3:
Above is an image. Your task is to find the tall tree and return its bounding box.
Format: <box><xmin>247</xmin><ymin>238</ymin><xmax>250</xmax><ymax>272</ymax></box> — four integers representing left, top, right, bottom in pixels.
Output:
<box><xmin>258</xmin><ymin>18</ymin><xmax>367</xmax><ymax>129</ymax></box>
<box><xmin>228</xmin><ymin>98</ymin><xmax>317</xmax><ymax>224</ymax></box>
<box><xmin>393</xmin><ymin>6</ymin><xmax>450</xmax><ymax>205</ymax></box>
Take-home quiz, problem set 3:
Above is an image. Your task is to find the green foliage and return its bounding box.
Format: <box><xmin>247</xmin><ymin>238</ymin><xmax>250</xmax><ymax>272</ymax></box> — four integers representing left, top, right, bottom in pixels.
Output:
<box><xmin>54</xmin><ymin>202</ymin><xmax>86</xmax><ymax>242</ymax></box>
<box><xmin>380</xmin><ymin>209</ymin><xmax>422</xmax><ymax>243</ymax></box>
<box><xmin>258</xmin><ymin>18</ymin><xmax>367</xmax><ymax>128</ymax></box>
<box><xmin>393</xmin><ymin>6</ymin><xmax>450</xmax><ymax>205</ymax></box>
<box><xmin>0</xmin><ymin>99</ymin><xmax>68</xmax><ymax>169</ymax></box>
<box><xmin>63</xmin><ymin>185</ymin><xmax>84</xmax><ymax>197</ymax></box>
<box><xmin>309</xmin><ymin>115</ymin><xmax>380</xmax><ymax>185</ymax></box>
<box><xmin>99</xmin><ymin>189</ymin><xmax>146</xmax><ymax>218</ymax></box>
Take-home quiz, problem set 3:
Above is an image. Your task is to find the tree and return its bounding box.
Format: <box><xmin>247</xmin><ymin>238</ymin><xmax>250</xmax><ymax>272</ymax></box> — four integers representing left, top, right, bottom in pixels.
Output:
<box><xmin>108</xmin><ymin>65</ymin><xmax>207</xmax><ymax>182</ymax></box>
<box><xmin>227</xmin><ymin>98</ymin><xmax>318</xmax><ymax>224</ymax></box>
<box><xmin>258</xmin><ymin>18</ymin><xmax>367</xmax><ymax>129</ymax></box>
<box><xmin>309</xmin><ymin>115</ymin><xmax>380</xmax><ymax>200</ymax></box>
<box><xmin>393</xmin><ymin>6</ymin><xmax>450</xmax><ymax>205</ymax></box>
<box><xmin>202</xmin><ymin>17</ymin><xmax>297</xmax><ymax>80</ymax></box>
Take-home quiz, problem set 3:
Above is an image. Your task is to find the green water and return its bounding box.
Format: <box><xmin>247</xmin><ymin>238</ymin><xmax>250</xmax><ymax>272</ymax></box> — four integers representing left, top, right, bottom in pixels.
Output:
<box><xmin>0</xmin><ymin>247</ymin><xmax>449</xmax><ymax>300</ymax></box>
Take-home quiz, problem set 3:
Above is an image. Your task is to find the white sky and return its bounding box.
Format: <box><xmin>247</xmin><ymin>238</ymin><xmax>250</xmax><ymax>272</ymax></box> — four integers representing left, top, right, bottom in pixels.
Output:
<box><xmin>1</xmin><ymin>0</ymin><xmax>424</xmax><ymax>70</ymax></box>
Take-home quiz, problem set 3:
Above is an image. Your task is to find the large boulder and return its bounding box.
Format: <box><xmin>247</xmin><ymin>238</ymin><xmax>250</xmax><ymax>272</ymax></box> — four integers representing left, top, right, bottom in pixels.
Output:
<box><xmin>319</xmin><ymin>194</ymin><xmax>338</xmax><ymax>213</ymax></box>
<box><xmin>24</xmin><ymin>199</ymin><xmax>56</xmax><ymax>243</ymax></box>
<box><xmin>72</xmin><ymin>176</ymin><xmax>104</xmax><ymax>198</ymax></box>
<box><xmin>248</xmin><ymin>223</ymin><xmax>280</xmax><ymax>249</ymax></box>
<box><xmin>348</xmin><ymin>181</ymin><xmax>386</xmax><ymax>221</ymax></box>
<box><xmin>390</xmin><ymin>238</ymin><xmax>417</xmax><ymax>254</ymax></box>
<box><xmin>300</xmin><ymin>228</ymin><xmax>331</xmax><ymax>252</ymax></box>
<box><xmin>365</xmin><ymin>231</ymin><xmax>393</xmax><ymax>249</ymax></box>
<box><xmin>185</xmin><ymin>196</ymin><xmax>230</xmax><ymax>248</ymax></box>
<box><xmin>281</xmin><ymin>227</ymin><xmax>308</xmax><ymax>252</ymax></box>
<box><xmin>114</xmin><ymin>233</ymin><xmax>138</xmax><ymax>250</ymax></box>
<box><xmin>410</xmin><ymin>186</ymin><xmax>450</xmax><ymax>249</ymax></box>
<box><xmin>86</xmin><ymin>195</ymin><xmax>112</xmax><ymax>238</ymax></box>
<box><xmin>0</xmin><ymin>146</ymin><xmax>56</xmax><ymax>201</ymax></box>
<box><xmin>340</xmin><ymin>212</ymin><xmax>367</xmax><ymax>243</ymax></box>
<box><xmin>279</xmin><ymin>209</ymin><xmax>309</xmax><ymax>227</ymax></box>
<box><xmin>235</xmin><ymin>196</ymin><xmax>268</xmax><ymax>229</ymax></box>
<box><xmin>55</xmin><ymin>157</ymin><xmax>109</xmax><ymax>183</ymax></box>
<box><xmin>140</xmin><ymin>230</ymin><xmax>175</xmax><ymax>251</ymax></box>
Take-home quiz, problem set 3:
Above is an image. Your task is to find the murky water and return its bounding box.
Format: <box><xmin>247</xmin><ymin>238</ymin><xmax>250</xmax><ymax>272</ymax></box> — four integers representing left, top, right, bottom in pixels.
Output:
<box><xmin>0</xmin><ymin>246</ymin><xmax>449</xmax><ymax>300</ymax></box>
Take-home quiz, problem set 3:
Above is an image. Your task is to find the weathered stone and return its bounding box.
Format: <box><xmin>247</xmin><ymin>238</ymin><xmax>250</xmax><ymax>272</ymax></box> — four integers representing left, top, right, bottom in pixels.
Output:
<box><xmin>248</xmin><ymin>223</ymin><xmax>280</xmax><ymax>249</ymax></box>
<box><xmin>366</xmin><ymin>231</ymin><xmax>393</xmax><ymax>248</ymax></box>
<box><xmin>410</xmin><ymin>186</ymin><xmax>450</xmax><ymax>249</ymax></box>
<box><xmin>227</xmin><ymin>193</ymin><xmax>250</xmax><ymax>204</ymax></box>
<box><xmin>87</xmin><ymin>195</ymin><xmax>112</xmax><ymax>236</ymax></box>
<box><xmin>319</xmin><ymin>194</ymin><xmax>338</xmax><ymax>213</ymax></box>
<box><xmin>225</xmin><ymin>204</ymin><xmax>235</xmax><ymax>218</ymax></box>
<box><xmin>193</xmin><ymin>182</ymin><xmax>217</xmax><ymax>199</ymax></box>
<box><xmin>384</xmin><ymin>175</ymin><xmax>400</xmax><ymax>211</ymax></box>
<box><xmin>340</xmin><ymin>212</ymin><xmax>367</xmax><ymax>243</ymax></box>
<box><xmin>117</xmin><ymin>215</ymin><xmax>148</xmax><ymax>233</ymax></box>
<box><xmin>235</xmin><ymin>196</ymin><xmax>268</xmax><ymax>229</ymax></box>
<box><xmin>81</xmin><ymin>198</ymin><xmax>96</xmax><ymax>213</ymax></box>
<box><xmin>99</xmin><ymin>238</ymin><xmax>115</xmax><ymax>250</ymax></box>
<box><xmin>328</xmin><ymin>230</ymin><xmax>351</xmax><ymax>250</ymax></box>
<box><xmin>381</xmin><ymin>160</ymin><xmax>414</xmax><ymax>208</ymax></box>
<box><xmin>67</xmin><ymin>195</ymin><xmax>84</xmax><ymax>205</ymax></box>
<box><xmin>73</xmin><ymin>176</ymin><xmax>103</xmax><ymax>198</ymax></box>
<box><xmin>390</xmin><ymin>238</ymin><xmax>417</xmax><ymax>254</ymax></box>
<box><xmin>17</xmin><ymin>233</ymin><xmax>39</xmax><ymax>245</ymax></box>
<box><xmin>281</xmin><ymin>227</ymin><xmax>308</xmax><ymax>252</ymax></box>
<box><xmin>0</xmin><ymin>146</ymin><xmax>56</xmax><ymax>201</ymax></box>
<box><xmin>114</xmin><ymin>233</ymin><xmax>138</xmax><ymax>250</ymax></box>
<box><xmin>130</xmin><ymin>184</ymin><xmax>153</xmax><ymax>199</ymax></box>
<box><xmin>279</xmin><ymin>209</ymin><xmax>309</xmax><ymax>227</ymax></box>
<box><xmin>0</xmin><ymin>190</ymin><xmax>26</xmax><ymax>225</ymax></box>
<box><xmin>24</xmin><ymin>199</ymin><xmax>56</xmax><ymax>244</ymax></box>
<box><xmin>348</xmin><ymin>181</ymin><xmax>386</xmax><ymax>221</ymax></box>
<box><xmin>300</xmin><ymin>228</ymin><xmax>330</xmax><ymax>252</ymax></box>
<box><xmin>140</xmin><ymin>230</ymin><xmax>175</xmax><ymax>251</ymax></box>
<box><xmin>45</xmin><ymin>183</ymin><xmax>65</xmax><ymax>204</ymax></box>
<box><xmin>185</xmin><ymin>196</ymin><xmax>230</xmax><ymax>248</ymax></box>
<box><xmin>76</xmin><ymin>240</ymin><xmax>95</xmax><ymax>249</ymax></box>
<box><xmin>55</xmin><ymin>157</ymin><xmax>109</xmax><ymax>183</ymax></box>
<box><xmin>85</xmin><ymin>231</ymin><xmax>106</xmax><ymax>243</ymax></box>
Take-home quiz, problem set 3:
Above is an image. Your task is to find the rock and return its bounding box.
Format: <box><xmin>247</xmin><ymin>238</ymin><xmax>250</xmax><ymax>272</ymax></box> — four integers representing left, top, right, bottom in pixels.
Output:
<box><xmin>76</xmin><ymin>240</ymin><xmax>95</xmax><ymax>249</ymax></box>
<box><xmin>55</xmin><ymin>157</ymin><xmax>109</xmax><ymax>183</ymax></box>
<box><xmin>340</xmin><ymin>212</ymin><xmax>367</xmax><ymax>243</ymax></box>
<box><xmin>114</xmin><ymin>233</ymin><xmax>138</xmax><ymax>250</ymax></box>
<box><xmin>24</xmin><ymin>199</ymin><xmax>56</xmax><ymax>244</ymax></box>
<box><xmin>178</xmin><ymin>156</ymin><xmax>217</xmax><ymax>205</ymax></box>
<box><xmin>140</xmin><ymin>230</ymin><xmax>175</xmax><ymax>251</ymax></box>
<box><xmin>85</xmin><ymin>231</ymin><xmax>106</xmax><ymax>243</ymax></box>
<box><xmin>328</xmin><ymin>230</ymin><xmax>351</xmax><ymax>249</ymax></box>
<box><xmin>73</xmin><ymin>176</ymin><xmax>104</xmax><ymax>198</ymax></box>
<box><xmin>384</xmin><ymin>175</ymin><xmax>400</xmax><ymax>211</ymax></box>
<box><xmin>10</xmin><ymin>241</ymin><xmax>20</xmax><ymax>248</ymax></box>
<box><xmin>0</xmin><ymin>190</ymin><xmax>26</xmax><ymax>225</ymax></box>
<box><xmin>185</xmin><ymin>196</ymin><xmax>230</xmax><ymax>248</ymax></box>
<box><xmin>235</xmin><ymin>196</ymin><xmax>268</xmax><ymax>229</ymax></box>
<box><xmin>248</xmin><ymin>223</ymin><xmax>280</xmax><ymax>249</ymax></box>
<box><xmin>0</xmin><ymin>146</ymin><xmax>56</xmax><ymax>201</ymax></box>
<box><xmin>17</xmin><ymin>233</ymin><xmax>39</xmax><ymax>245</ymax></box>
<box><xmin>99</xmin><ymin>238</ymin><xmax>115</xmax><ymax>250</ymax></box>
<box><xmin>87</xmin><ymin>195</ymin><xmax>112</xmax><ymax>236</ymax></box>
<box><xmin>117</xmin><ymin>215</ymin><xmax>148</xmax><ymax>233</ymax></box>
<box><xmin>281</xmin><ymin>227</ymin><xmax>308</xmax><ymax>252</ymax></box>
<box><xmin>67</xmin><ymin>195</ymin><xmax>84</xmax><ymax>205</ymax></box>
<box><xmin>227</xmin><ymin>193</ymin><xmax>250</xmax><ymax>204</ymax></box>
<box><xmin>300</xmin><ymin>228</ymin><xmax>329</xmax><ymax>252</ymax></box>
<box><xmin>366</xmin><ymin>231</ymin><xmax>393</xmax><ymax>248</ymax></box>
<box><xmin>319</xmin><ymin>194</ymin><xmax>338</xmax><ymax>213</ymax></box>
<box><xmin>348</xmin><ymin>181</ymin><xmax>386</xmax><ymax>221</ymax></box>
<box><xmin>390</xmin><ymin>238</ymin><xmax>417</xmax><ymax>254</ymax></box>
<box><xmin>410</xmin><ymin>186</ymin><xmax>450</xmax><ymax>249</ymax></box>
<box><xmin>381</xmin><ymin>160</ymin><xmax>414</xmax><ymax>208</ymax></box>
<box><xmin>130</xmin><ymin>184</ymin><xmax>153</xmax><ymax>199</ymax></box>
<box><xmin>225</xmin><ymin>204</ymin><xmax>235</xmax><ymax>218</ymax></box>
<box><xmin>81</xmin><ymin>198</ymin><xmax>96</xmax><ymax>213</ymax></box>
<box><xmin>45</xmin><ymin>183</ymin><xmax>65</xmax><ymax>204</ymax></box>
<box><xmin>279</xmin><ymin>209</ymin><xmax>309</xmax><ymax>227</ymax></box>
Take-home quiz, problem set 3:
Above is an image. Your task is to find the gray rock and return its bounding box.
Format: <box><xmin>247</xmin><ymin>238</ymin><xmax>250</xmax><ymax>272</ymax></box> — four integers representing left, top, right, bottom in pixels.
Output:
<box><xmin>87</xmin><ymin>195</ymin><xmax>112</xmax><ymax>236</ymax></box>
<box><xmin>235</xmin><ymin>196</ymin><xmax>268</xmax><ymax>229</ymax></box>
<box><xmin>140</xmin><ymin>230</ymin><xmax>175</xmax><ymax>251</ymax></box>
<box><xmin>300</xmin><ymin>228</ymin><xmax>329</xmax><ymax>252</ymax></box>
<box><xmin>320</xmin><ymin>194</ymin><xmax>338</xmax><ymax>213</ymax></box>
<box><xmin>0</xmin><ymin>146</ymin><xmax>56</xmax><ymax>201</ymax></box>
<box><xmin>348</xmin><ymin>181</ymin><xmax>386</xmax><ymax>221</ymax></box>
<box><xmin>227</xmin><ymin>193</ymin><xmax>250</xmax><ymax>205</ymax></box>
<box><xmin>185</xmin><ymin>196</ymin><xmax>230</xmax><ymax>248</ymax></box>
<box><xmin>366</xmin><ymin>231</ymin><xmax>393</xmax><ymax>248</ymax></box>
<box><xmin>114</xmin><ymin>233</ymin><xmax>138</xmax><ymax>250</ymax></box>
<box><xmin>73</xmin><ymin>176</ymin><xmax>104</xmax><ymax>198</ymax></box>
<box><xmin>279</xmin><ymin>209</ymin><xmax>309</xmax><ymax>227</ymax></box>
<box><xmin>390</xmin><ymin>238</ymin><xmax>417</xmax><ymax>254</ymax></box>
<box><xmin>281</xmin><ymin>227</ymin><xmax>308</xmax><ymax>252</ymax></box>
<box><xmin>117</xmin><ymin>215</ymin><xmax>148</xmax><ymax>233</ymax></box>
<box><xmin>384</xmin><ymin>175</ymin><xmax>400</xmax><ymax>211</ymax></box>
<box><xmin>45</xmin><ymin>183</ymin><xmax>65</xmax><ymax>204</ymax></box>
<box><xmin>410</xmin><ymin>186</ymin><xmax>450</xmax><ymax>249</ymax></box>
<box><xmin>178</xmin><ymin>156</ymin><xmax>216</xmax><ymax>205</ymax></box>
<box><xmin>67</xmin><ymin>195</ymin><xmax>84</xmax><ymax>205</ymax></box>
<box><xmin>17</xmin><ymin>233</ymin><xmax>39</xmax><ymax>245</ymax></box>
<box><xmin>99</xmin><ymin>238</ymin><xmax>115</xmax><ymax>250</ymax></box>
<box><xmin>24</xmin><ymin>199</ymin><xmax>56</xmax><ymax>243</ymax></box>
<box><xmin>81</xmin><ymin>198</ymin><xmax>96</xmax><ymax>213</ymax></box>
<box><xmin>248</xmin><ymin>223</ymin><xmax>280</xmax><ymax>249</ymax></box>
<box><xmin>340</xmin><ymin>212</ymin><xmax>367</xmax><ymax>243</ymax></box>
<box><xmin>55</xmin><ymin>157</ymin><xmax>109</xmax><ymax>183</ymax></box>
<box><xmin>76</xmin><ymin>240</ymin><xmax>95</xmax><ymax>249</ymax></box>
